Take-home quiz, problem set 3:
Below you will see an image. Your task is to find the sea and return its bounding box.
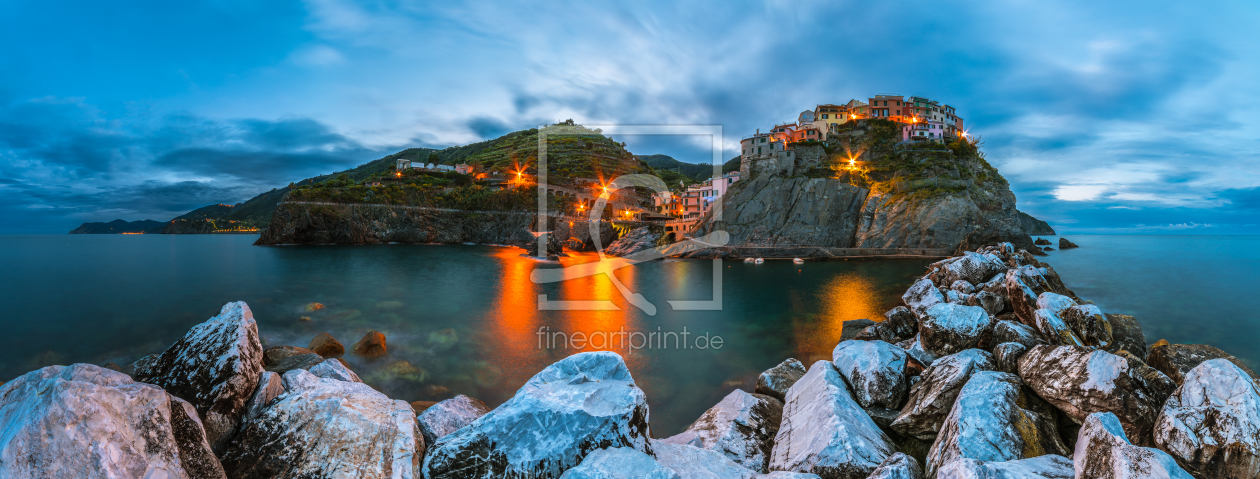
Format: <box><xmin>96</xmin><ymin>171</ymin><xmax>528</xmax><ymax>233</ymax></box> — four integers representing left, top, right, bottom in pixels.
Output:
<box><xmin>1</xmin><ymin>234</ymin><xmax>1255</xmax><ymax>436</ymax></box>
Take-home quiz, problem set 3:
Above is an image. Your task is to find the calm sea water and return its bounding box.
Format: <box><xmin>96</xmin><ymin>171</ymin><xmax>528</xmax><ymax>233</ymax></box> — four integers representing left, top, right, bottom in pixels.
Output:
<box><xmin>2</xmin><ymin>234</ymin><xmax>1255</xmax><ymax>435</ymax></box>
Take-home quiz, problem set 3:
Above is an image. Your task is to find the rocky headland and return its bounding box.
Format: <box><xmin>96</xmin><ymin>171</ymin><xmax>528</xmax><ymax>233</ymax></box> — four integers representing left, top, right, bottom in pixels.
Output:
<box><xmin>4</xmin><ymin>243</ymin><xmax>1241</xmax><ymax>479</ymax></box>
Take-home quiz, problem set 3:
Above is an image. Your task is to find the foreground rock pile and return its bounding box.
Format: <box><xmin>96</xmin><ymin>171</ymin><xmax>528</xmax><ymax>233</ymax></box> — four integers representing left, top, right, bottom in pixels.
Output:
<box><xmin>0</xmin><ymin>244</ymin><xmax>1255</xmax><ymax>478</ymax></box>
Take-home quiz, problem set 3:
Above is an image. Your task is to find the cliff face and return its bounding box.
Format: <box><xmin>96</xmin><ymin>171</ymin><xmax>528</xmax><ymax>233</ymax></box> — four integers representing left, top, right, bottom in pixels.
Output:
<box><xmin>1018</xmin><ymin>211</ymin><xmax>1056</xmax><ymax>236</ymax></box>
<box><xmin>254</xmin><ymin>202</ymin><xmax>618</xmax><ymax>247</ymax></box>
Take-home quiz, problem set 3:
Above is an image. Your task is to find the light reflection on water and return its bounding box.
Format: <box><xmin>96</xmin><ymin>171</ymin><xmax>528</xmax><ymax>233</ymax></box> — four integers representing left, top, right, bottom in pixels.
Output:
<box><xmin>0</xmin><ymin>235</ymin><xmax>928</xmax><ymax>435</ymax></box>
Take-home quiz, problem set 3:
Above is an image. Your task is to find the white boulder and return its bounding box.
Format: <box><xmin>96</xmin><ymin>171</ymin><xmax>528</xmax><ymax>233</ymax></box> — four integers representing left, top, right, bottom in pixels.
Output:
<box><xmin>0</xmin><ymin>364</ymin><xmax>226</xmax><ymax>479</ymax></box>
<box><xmin>919</xmin><ymin>303</ymin><xmax>994</xmax><ymax>357</ymax></box>
<box><xmin>219</xmin><ymin>369</ymin><xmax>422</xmax><ymax>479</ymax></box>
<box><xmin>936</xmin><ymin>455</ymin><xmax>1074</xmax><ymax>479</ymax></box>
<box><xmin>831</xmin><ymin>340</ymin><xmax>909</xmax><ymax>410</ymax></box>
<box><xmin>1154</xmin><ymin>358</ymin><xmax>1260</xmax><ymax>478</ymax></box>
<box><xmin>865</xmin><ymin>453</ymin><xmax>924</xmax><ymax>479</ymax></box>
<box><xmin>417</xmin><ymin>394</ymin><xmax>492</xmax><ymax>448</ymax></box>
<box><xmin>308</xmin><ymin>358</ymin><xmax>362</xmax><ymax>382</ymax></box>
<box><xmin>891</xmin><ymin>349</ymin><xmax>995</xmax><ymax>440</ymax></box>
<box><xmin>768</xmin><ymin>361</ymin><xmax>896</xmax><ymax>479</ymax></box>
<box><xmin>756</xmin><ymin>358</ymin><xmax>808</xmax><ymax>402</ymax></box>
<box><xmin>423</xmin><ymin>351</ymin><xmax>652</xmax><ymax>479</ymax></box>
<box><xmin>903</xmin><ymin>278</ymin><xmax>945</xmax><ymax>317</ymax></box>
<box><xmin>128</xmin><ymin>301</ymin><xmax>264</xmax><ymax>452</ymax></box>
<box><xmin>559</xmin><ymin>447</ymin><xmax>679</xmax><ymax>479</ymax></box>
<box><xmin>652</xmin><ymin>440</ymin><xmax>758</xmax><ymax>479</ymax></box>
<box><xmin>1074</xmin><ymin>412</ymin><xmax>1192</xmax><ymax>479</ymax></box>
<box><xmin>661</xmin><ymin>389</ymin><xmax>782</xmax><ymax>472</ymax></box>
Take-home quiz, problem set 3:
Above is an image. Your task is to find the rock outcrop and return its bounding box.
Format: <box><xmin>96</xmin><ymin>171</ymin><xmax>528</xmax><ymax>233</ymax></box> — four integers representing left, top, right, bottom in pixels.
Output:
<box><xmin>924</xmin><ymin>371</ymin><xmax>1068</xmax><ymax>477</ymax></box>
<box><xmin>892</xmin><ymin>349</ymin><xmax>994</xmax><ymax>440</ymax></box>
<box><xmin>1154</xmin><ymin>359</ymin><xmax>1260</xmax><ymax>478</ymax></box>
<box><xmin>1017</xmin><ymin>346</ymin><xmax>1168</xmax><ymax>446</ymax></box>
<box><xmin>1058</xmin><ymin>237</ymin><xmax>1078</xmax><ymax>249</ymax></box>
<box><xmin>416</xmin><ymin>394</ymin><xmax>492</xmax><ymax>448</ymax></box>
<box><xmin>603</xmin><ymin>227</ymin><xmax>662</xmax><ymax>257</ymax></box>
<box><xmin>661</xmin><ymin>389</ymin><xmax>782</xmax><ymax>473</ymax></box>
<box><xmin>0</xmin><ymin>364</ymin><xmax>226</xmax><ymax>479</ymax></box>
<box><xmin>768</xmin><ymin>361</ymin><xmax>896</xmax><ymax>479</ymax></box>
<box><xmin>219</xmin><ymin>369</ymin><xmax>422</xmax><ymax>479</ymax></box>
<box><xmin>756</xmin><ymin>358</ymin><xmax>807</xmax><ymax>401</ymax></box>
<box><xmin>831</xmin><ymin>340</ymin><xmax>908</xmax><ymax>410</ymax></box>
<box><xmin>422</xmin><ymin>351</ymin><xmax>652</xmax><ymax>479</ymax></box>
<box><xmin>128</xmin><ymin>301</ymin><xmax>264</xmax><ymax>452</ymax></box>
<box><xmin>1074</xmin><ymin>412</ymin><xmax>1192</xmax><ymax>479</ymax></box>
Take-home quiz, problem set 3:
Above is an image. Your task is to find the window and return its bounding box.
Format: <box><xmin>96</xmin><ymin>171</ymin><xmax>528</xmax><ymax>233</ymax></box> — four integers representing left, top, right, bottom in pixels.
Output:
<box><xmin>896</xmin><ymin>109</ymin><xmax>900</xmax><ymax>115</ymax></box>
<box><xmin>821</xmin><ymin>114</ymin><xmax>828</xmax><ymax>119</ymax></box>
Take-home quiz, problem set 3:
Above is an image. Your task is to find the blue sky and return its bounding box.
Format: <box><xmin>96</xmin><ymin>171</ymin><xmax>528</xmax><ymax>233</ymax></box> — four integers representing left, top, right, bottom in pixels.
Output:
<box><xmin>1</xmin><ymin>0</ymin><xmax>1258</xmax><ymax>234</ymax></box>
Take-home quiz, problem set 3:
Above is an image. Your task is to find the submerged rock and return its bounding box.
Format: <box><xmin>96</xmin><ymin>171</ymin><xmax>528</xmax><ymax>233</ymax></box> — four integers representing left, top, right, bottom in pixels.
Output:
<box><xmin>768</xmin><ymin>361</ymin><xmax>896</xmax><ymax>479</ymax></box>
<box><xmin>417</xmin><ymin>395</ymin><xmax>492</xmax><ymax>450</ymax></box>
<box><xmin>831</xmin><ymin>340</ymin><xmax>909</xmax><ymax>410</ymax></box>
<box><xmin>924</xmin><ymin>371</ymin><xmax>1068</xmax><ymax>477</ymax></box>
<box><xmin>0</xmin><ymin>364</ymin><xmax>226</xmax><ymax>479</ymax></box>
<box><xmin>755</xmin><ymin>358</ymin><xmax>807</xmax><ymax>402</ymax></box>
<box><xmin>661</xmin><ymin>389</ymin><xmax>782</xmax><ymax>473</ymax></box>
<box><xmin>892</xmin><ymin>349</ymin><xmax>995</xmax><ymax>440</ymax></box>
<box><xmin>864</xmin><ymin>453</ymin><xmax>923</xmax><ymax>479</ymax></box>
<box><xmin>652</xmin><ymin>441</ymin><xmax>758</xmax><ymax>479</ymax></box>
<box><xmin>1154</xmin><ymin>359</ymin><xmax>1260</xmax><ymax>478</ymax></box>
<box><xmin>128</xmin><ymin>301</ymin><xmax>264</xmax><ymax>453</ymax></box>
<box><xmin>558</xmin><ymin>447</ymin><xmax>678</xmax><ymax>479</ymax></box>
<box><xmin>1103</xmin><ymin>314</ymin><xmax>1147</xmax><ymax>362</ymax></box>
<box><xmin>352</xmin><ymin>330</ymin><xmax>389</xmax><ymax>358</ymax></box>
<box><xmin>1074</xmin><ymin>412</ymin><xmax>1192</xmax><ymax>479</ymax></box>
<box><xmin>219</xmin><ymin>369</ymin><xmax>422</xmax><ymax>479</ymax></box>
<box><xmin>1058</xmin><ymin>238</ymin><xmax>1079</xmax><ymax>249</ymax></box>
<box><xmin>935</xmin><ymin>455</ymin><xmax>1074</xmax><ymax>479</ymax></box>
<box><xmin>423</xmin><ymin>351</ymin><xmax>652</xmax><ymax>479</ymax></box>
<box><xmin>1147</xmin><ymin>343</ymin><xmax>1259</xmax><ymax>386</ymax></box>
<box><xmin>1017</xmin><ymin>346</ymin><xmax>1167</xmax><ymax>446</ymax></box>
<box><xmin>263</xmin><ymin>345</ymin><xmax>316</xmax><ymax>366</ymax></box>
<box><xmin>308</xmin><ymin>332</ymin><xmax>345</xmax><ymax>358</ymax></box>
<box><xmin>919</xmin><ymin>303</ymin><xmax>993</xmax><ymax>356</ymax></box>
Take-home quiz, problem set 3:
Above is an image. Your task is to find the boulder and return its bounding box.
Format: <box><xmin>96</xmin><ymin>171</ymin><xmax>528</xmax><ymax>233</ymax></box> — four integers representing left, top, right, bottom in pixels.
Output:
<box><xmin>416</xmin><ymin>394</ymin><xmax>492</xmax><ymax>451</ymax></box>
<box><xmin>219</xmin><ymin>369</ymin><xmax>422</xmax><ymax>479</ymax></box>
<box><xmin>1034</xmin><ymin>238</ymin><xmax>1052</xmax><ymax>246</ymax></box>
<box><xmin>756</xmin><ymin>358</ymin><xmax>807</xmax><ymax>402</ymax></box>
<box><xmin>1058</xmin><ymin>304</ymin><xmax>1112</xmax><ymax>349</ymax></box>
<box><xmin>1032</xmin><ymin>308</ymin><xmax>1085</xmax><ymax>347</ymax></box>
<box><xmin>892</xmin><ymin>349</ymin><xmax>995</xmax><ymax>440</ymax></box>
<box><xmin>309</xmin><ymin>358</ymin><xmax>362</xmax><ymax>382</ymax></box>
<box><xmin>864</xmin><ymin>453</ymin><xmax>923</xmax><ymax>479</ymax></box>
<box><xmin>831</xmin><ymin>340</ymin><xmax>909</xmax><ymax>410</ymax></box>
<box><xmin>352</xmin><ymin>330</ymin><xmax>389</xmax><ymax>358</ymax></box>
<box><xmin>935</xmin><ymin>455</ymin><xmax>1074</xmax><ymax>479</ymax></box>
<box><xmin>903</xmin><ymin>278</ymin><xmax>945</xmax><ymax>317</ymax></box>
<box><xmin>128</xmin><ymin>301</ymin><xmax>264</xmax><ymax>452</ymax></box>
<box><xmin>308</xmin><ymin>332</ymin><xmax>345</xmax><ymax>358</ymax></box>
<box><xmin>939</xmin><ymin>252</ymin><xmax>1008</xmax><ymax>286</ymax></box>
<box><xmin>1035</xmin><ymin>292</ymin><xmax>1076</xmax><ymax>314</ymax></box>
<box><xmin>760</xmin><ymin>473</ymin><xmax>823</xmax><ymax>479</ymax></box>
<box><xmin>990</xmin><ymin>320</ymin><xmax>1045</xmax><ymax>348</ymax></box>
<box><xmin>423</xmin><ymin>351</ymin><xmax>652</xmax><ymax>479</ymax></box>
<box><xmin>854</xmin><ymin>324</ymin><xmax>899</xmax><ymax>343</ymax></box>
<box><xmin>896</xmin><ymin>334</ymin><xmax>938</xmax><ymax>368</ymax></box>
<box><xmin>1017</xmin><ymin>346</ymin><xmax>1168</xmax><ymax>446</ymax></box>
<box><xmin>263</xmin><ymin>352</ymin><xmax>326</xmax><ymax>373</ymax></box>
<box><xmin>924</xmin><ymin>371</ymin><xmax>1068</xmax><ymax>477</ymax></box>
<box><xmin>1147</xmin><ymin>343</ymin><xmax>1259</xmax><ymax>386</ymax></box>
<box><xmin>1074</xmin><ymin>412</ymin><xmax>1192</xmax><ymax>479</ymax></box>
<box><xmin>883</xmin><ymin>307</ymin><xmax>919</xmax><ymax>341</ymax></box>
<box><xmin>840</xmin><ymin>318</ymin><xmax>877</xmax><ymax>342</ymax></box>
<box><xmin>768</xmin><ymin>361</ymin><xmax>896</xmax><ymax>479</ymax></box>
<box><xmin>263</xmin><ymin>345</ymin><xmax>316</xmax><ymax>366</ymax></box>
<box><xmin>951</xmin><ymin>281</ymin><xmax>975</xmax><ymax>294</ymax></box>
<box><xmin>970</xmin><ymin>291</ymin><xmax>1005</xmax><ymax>317</ymax></box>
<box><xmin>1059</xmin><ymin>238</ymin><xmax>1079</xmax><ymax>249</ymax></box>
<box><xmin>603</xmin><ymin>227</ymin><xmax>662</xmax><ymax>257</ymax></box>
<box><xmin>240</xmin><ymin>371</ymin><xmax>284</xmax><ymax>427</ymax></box>
<box><xmin>1154</xmin><ymin>359</ymin><xmax>1260</xmax><ymax>478</ymax></box>
<box><xmin>661</xmin><ymin>389</ymin><xmax>782</xmax><ymax>472</ymax></box>
<box><xmin>652</xmin><ymin>441</ymin><xmax>758</xmax><ymax>479</ymax></box>
<box><xmin>0</xmin><ymin>364</ymin><xmax>227</xmax><ymax>479</ymax></box>
<box><xmin>919</xmin><ymin>303</ymin><xmax>994</xmax><ymax>357</ymax></box>
<box><xmin>1103</xmin><ymin>314</ymin><xmax>1147</xmax><ymax>362</ymax></box>
<box><xmin>991</xmin><ymin>342</ymin><xmax>1026</xmax><ymax>375</ymax></box>
<box><xmin>411</xmin><ymin>400</ymin><xmax>439</xmax><ymax>413</ymax></box>
<box><xmin>1004</xmin><ymin>266</ymin><xmax>1052</xmax><ymax>326</ymax></box>
<box><xmin>558</xmin><ymin>447</ymin><xmax>678</xmax><ymax>479</ymax></box>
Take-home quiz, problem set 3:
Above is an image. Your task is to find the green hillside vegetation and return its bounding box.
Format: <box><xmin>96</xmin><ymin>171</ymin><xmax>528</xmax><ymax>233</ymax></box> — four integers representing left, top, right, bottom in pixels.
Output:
<box><xmin>69</xmin><ymin>219</ymin><xmax>166</xmax><ymax>234</ymax></box>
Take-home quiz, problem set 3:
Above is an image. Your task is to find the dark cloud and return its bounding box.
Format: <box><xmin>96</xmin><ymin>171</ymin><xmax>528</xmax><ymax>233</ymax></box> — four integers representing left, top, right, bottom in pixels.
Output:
<box><xmin>466</xmin><ymin>116</ymin><xmax>513</xmax><ymax>140</ymax></box>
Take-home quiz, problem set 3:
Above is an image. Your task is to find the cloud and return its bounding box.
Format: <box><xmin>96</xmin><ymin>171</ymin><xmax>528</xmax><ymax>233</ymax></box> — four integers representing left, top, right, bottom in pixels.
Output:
<box><xmin>288</xmin><ymin>44</ymin><xmax>346</xmax><ymax>67</ymax></box>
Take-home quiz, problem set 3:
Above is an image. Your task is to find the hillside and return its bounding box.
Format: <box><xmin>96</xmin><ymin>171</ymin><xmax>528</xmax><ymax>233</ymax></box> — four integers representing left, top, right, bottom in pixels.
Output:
<box><xmin>69</xmin><ymin>219</ymin><xmax>166</xmax><ymax>234</ymax></box>
<box><xmin>637</xmin><ymin>154</ymin><xmax>716</xmax><ymax>180</ymax></box>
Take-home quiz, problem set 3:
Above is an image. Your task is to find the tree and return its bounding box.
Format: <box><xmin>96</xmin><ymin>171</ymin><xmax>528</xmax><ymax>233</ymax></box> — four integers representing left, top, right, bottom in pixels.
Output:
<box><xmin>428</xmin><ymin>152</ymin><xmax>440</xmax><ymax>164</ymax></box>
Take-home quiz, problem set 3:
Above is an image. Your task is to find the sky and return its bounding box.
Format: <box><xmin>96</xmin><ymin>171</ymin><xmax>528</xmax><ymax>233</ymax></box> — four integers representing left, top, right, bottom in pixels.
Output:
<box><xmin>1</xmin><ymin>1</ymin><xmax>1258</xmax><ymax>234</ymax></box>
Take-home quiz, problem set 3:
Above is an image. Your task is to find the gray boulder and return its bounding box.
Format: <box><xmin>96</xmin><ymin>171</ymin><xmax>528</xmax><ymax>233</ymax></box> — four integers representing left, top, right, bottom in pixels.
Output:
<box><xmin>423</xmin><ymin>351</ymin><xmax>652</xmax><ymax>479</ymax></box>
<box><xmin>970</xmin><ymin>291</ymin><xmax>1005</xmax><ymax>317</ymax></box>
<box><xmin>935</xmin><ymin>455</ymin><xmax>1074</xmax><ymax>479</ymax></box>
<box><xmin>308</xmin><ymin>358</ymin><xmax>362</xmax><ymax>382</ymax></box>
<box><xmin>264</xmin><ymin>352</ymin><xmax>326</xmax><ymax>374</ymax></box>
<box><xmin>0</xmin><ymin>364</ymin><xmax>226</xmax><ymax>479</ymax></box>
<box><xmin>1147</xmin><ymin>343</ymin><xmax>1259</xmax><ymax>386</ymax></box>
<box><xmin>219</xmin><ymin>369</ymin><xmax>422</xmax><ymax>479</ymax></box>
<box><xmin>768</xmin><ymin>361</ymin><xmax>896</xmax><ymax>479</ymax></box>
<box><xmin>902</xmin><ymin>278</ymin><xmax>945</xmax><ymax>317</ymax></box>
<box><xmin>919</xmin><ymin>303</ymin><xmax>994</xmax><ymax>357</ymax></box>
<box><xmin>883</xmin><ymin>306</ymin><xmax>920</xmax><ymax>341</ymax></box>
<box><xmin>841</xmin><ymin>319</ymin><xmax>877</xmax><ymax>342</ymax></box>
<box><xmin>1074</xmin><ymin>412</ymin><xmax>1192</xmax><ymax>479</ymax></box>
<box><xmin>417</xmin><ymin>394</ymin><xmax>492</xmax><ymax>448</ymax></box>
<box><xmin>1103</xmin><ymin>313</ymin><xmax>1147</xmax><ymax>362</ymax></box>
<box><xmin>559</xmin><ymin>447</ymin><xmax>678</xmax><ymax>479</ymax></box>
<box><xmin>760</xmin><ymin>473</ymin><xmax>823</xmax><ymax>479</ymax></box>
<box><xmin>864</xmin><ymin>453</ymin><xmax>923</xmax><ymax>479</ymax></box>
<box><xmin>1017</xmin><ymin>346</ymin><xmax>1169</xmax><ymax>446</ymax></box>
<box><xmin>756</xmin><ymin>358</ymin><xmax>807</xmax><ymax>401</ymax></box>
<box><xmin>895</xmin><ymin>334</ymin><xmax>938</xmax><ymax>368</ymax></box>
<box><xmin>891</xmin><ymin>349</ymin><xmax>995</xmax><ymax>440</ymax></box>
<box><xmin>832</xmin><ymin>340</ymin><xmax>909</xmax><ymax>410</ymax></box>
<box><xmin>939</xmin><ymin>252</ymin><xmax>1008</xmax><ymax>286</ymax></box>
<box><xmin>990</xmin><ymin>320</ymin><xmax>1045</xmax><ymax>348</ymax></box>
<box><xmin>652</xmin><ymin>441</ymin><xmax>758</xmax><ymax>479</ymax></box>
<box><xmin>1154</xmin><ymin>359</ymin><xmax>1260</xmax><ymax>478</ymax></box>
<box><xmin>1004</xmin><ymin>265</ymin><xmax>1052</xmax><ymax>326</ymax></box>
<box><xmin>128</xmin><ymin>301</ymin><xmax>264</xmax><ymax>452</ymax></box>
<box><xmin>1059</xmin><ymin>304</ymin><xmax>1113</xmax><ymax>349</ymax></box>
<box><xmin>662</xmin><ymin>389</ymin><xmax>782</xmax><ymax>473</ymax></box>
<box><xmin>924</xmin><ymin>371</ymin><xmax>1068</xmax><ymax>477</ymax></box>
<box><xmin>1032</xmin><ymin>293</ymin><xmax>1085</xmax><ymax>346</ymax></box>
<box><xmin>990</xmin><ymin>342</ymin><xmax>1026</xmax><ymax>375</ymax></box>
